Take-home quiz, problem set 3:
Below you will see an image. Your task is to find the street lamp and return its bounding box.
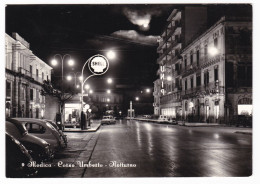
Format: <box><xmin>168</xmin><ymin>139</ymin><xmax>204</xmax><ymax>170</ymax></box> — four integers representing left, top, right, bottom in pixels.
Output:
<box><xmin>146</xmin><ymin>88</ymin><xmax>151</xmax><ymax>93</ymax></box>
<box><xmin>107</xmin><ymin>50</ymin><xmax>116</xmax><ymax>60</ymax></box>
<box><xmin>135</xmin><ymin>97</ymin><xmax>139</xmax><ymax>101</ymax></box>
<box><xmin>67</xmin><ymin>72</ymin><xmax>81</xmax><ymax>88</ymax></box>
<box><xmin>107</xmin><ymin>89</ymin><xmax>111</xmax><ymax>94</ymax></box>
<box><xmin>85</xmin><ymin>84</ymin><xmax>90</xmax><ymax>90</ymax></box>
<box><xmin>80</xmin><ymin>54</ymin><xmax>110</xmax><ymax>111</ymax></box>
<box><xmin>50</xmin><ymin>54</ymin><xmax>74</xmax><ymax>123</ymax></box>
<box><xmin>107</xmin><ymin>78</ymin><xmax>113</xmax><ymax>84</ymax></box>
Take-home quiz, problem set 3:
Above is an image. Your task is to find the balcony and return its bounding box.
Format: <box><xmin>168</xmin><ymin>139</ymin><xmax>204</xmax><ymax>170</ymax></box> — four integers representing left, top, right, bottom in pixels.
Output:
<box><xmin>157</xmin><ymin>38</ymin><xmax>182</xmax><ymax>64</ymax></box>
<box><xmin>160</xmin><ymin>92</ymin><xmax>181</xmax><ymax>105</ymax></box>
<box><xmin>157</xmin><ymin>21</ymin><xmax>182</xmax><ymax>52</ymax></box>
<box><xmin>18</xmin><ymin>67</ymin><xmax>43</xmax><ymax>84</ymax></box>
<box><xmin>181</xmin><ymin>81</ymin><xmax>224</xmax><ymax>99</ymax></box>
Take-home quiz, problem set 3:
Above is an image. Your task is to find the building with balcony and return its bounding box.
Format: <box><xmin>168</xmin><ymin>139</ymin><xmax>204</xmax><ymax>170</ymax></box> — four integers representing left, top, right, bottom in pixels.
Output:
<box><xmin>5</xmin><ymin>33</ymin><xmax>52</xmax><ymax>119</ymax></box>
<box><xmin>180</xmin><ymin>16</ymin><xmax>252</xmax><ymax>124</ymax></box>
<box><xmin>154</xmin><ymin>6</ymin><xmax>208</xmax><ymax>119</ymax></box>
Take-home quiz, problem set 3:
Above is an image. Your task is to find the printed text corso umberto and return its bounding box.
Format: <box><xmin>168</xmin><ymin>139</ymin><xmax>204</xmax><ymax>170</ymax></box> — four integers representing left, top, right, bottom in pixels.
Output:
<box><xmin>25</xmin><ymin>161</ymin><xmax>137</xmax><ymax>168</ymax></box>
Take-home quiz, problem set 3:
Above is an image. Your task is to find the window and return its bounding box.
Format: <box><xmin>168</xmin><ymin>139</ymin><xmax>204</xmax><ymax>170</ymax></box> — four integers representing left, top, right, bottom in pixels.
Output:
<box><xmin>191</xmin><ymin>77</ymin><xmax>194</xmax><ymax>89</ymax></box>
<box><xmin>21</xmin><ymin>86</ymin><xmax>25</xmax><ymax>100</ymax></box>
<box><xmin>47</xmin><ymin>75</ymin><xmax>49</xmax><ymax>81</ymax></box>
<box><xmin>214</xmin><ymin>38</ymin><xmax>218</xmax><ymax>47</ymax></box>
<box><xmin>238</xmin><ymin>65</ymin><xmax>252</xmax><ymax>87</ymax></box>
<box><xmin>184</xmin><ymin>57</ymin><xmax>187</xmax><ymax>69</ymax></box>
<box><xmin>214</xmin><ymin>66</ymin><xmax>219</xmax><ymax>81</ymax></box>
<box><xmin>196</xmin><ymin>50</ymin><xmax>200</xmax><ymax>66</ymax></box>
<box><xmin>196</xmin><ymin>75</ymin><xmax>201</xmax><ymax>86</ymax></box>
<box><xmin>25</xmin><ymin>123</ymin><xmax>46</xmax><ymax>134</ymax></box>
<box><xmin>30</xmin><ymin>65</ymin><xmax>32</xmax><ymax>76</ymax></box>
<box><xmin>190</xmin><ymin>51</ymin><xmax>193</xmax><ymax>65</ymax></box>
<box><xmin>185</xmin><ymin>79</ymin><xmax>187</xmax><ymax>91</ymax></box>
<box><xmin>226</xmin><ymin>63</ymin><xmax>234</xmax><ymax>87</ymax></box>
<box><xmin>6</xmin><ymin>81</ymin><xmax>11</xmax><ymax>97</ymax></box>
<box><xmin>36</xmin><ymin>69</ymin><xmax>39</xmax><ymax>78</ymax></box>
<box><xmin>36</xmin><ymin>90</ymin><xmax>39</xmax><ymax>103</ymax></box>
<box><xmin>204</xmin><ymin>71</ymin><xmax>209</xmax><ymax>86</ymax></box>
<box><xmin>42</xmin><ymin>72</ymin><xmax>44</xmax><ymax>80</ymax></box>
<box><xmin>30</xmin><ymin>89</ymin><xmax>33</xmax><ymax>101</ymax></box>
<box><xmin>204</xmin><ymin>45</ymin><xmax>208</xmax><ymax>57</ymax></box>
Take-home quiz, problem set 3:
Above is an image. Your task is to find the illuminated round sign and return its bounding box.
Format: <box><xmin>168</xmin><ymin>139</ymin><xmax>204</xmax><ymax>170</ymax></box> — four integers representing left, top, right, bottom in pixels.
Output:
<box><xmin>88</xmin><ymin>54</ymin><xmax>109</xmax><ymax>75</ymax></box>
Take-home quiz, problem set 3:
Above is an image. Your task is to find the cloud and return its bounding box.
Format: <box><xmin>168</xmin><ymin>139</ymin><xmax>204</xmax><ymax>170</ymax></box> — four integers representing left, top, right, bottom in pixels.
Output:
<box><xmin>122</xmin><ymin>6</ymin><xmax>171</xmax><ymax>30</ymax></box>
<box><xmin>111</xmin><ymin>30</ymin><xmax>159</xmax><ymax>45</ymax></box>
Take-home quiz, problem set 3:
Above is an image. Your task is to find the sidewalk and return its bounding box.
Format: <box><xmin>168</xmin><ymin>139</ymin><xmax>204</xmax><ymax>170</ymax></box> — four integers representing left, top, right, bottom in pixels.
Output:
<box><xmin>63</xmin><ymin>120</ymin><xmax>101</xmax><ymax>132</ymax></box>
<box><xmin>133</xmin><ymin>118</ymin><xmax>252</xmax><ymax>135</ymax></box>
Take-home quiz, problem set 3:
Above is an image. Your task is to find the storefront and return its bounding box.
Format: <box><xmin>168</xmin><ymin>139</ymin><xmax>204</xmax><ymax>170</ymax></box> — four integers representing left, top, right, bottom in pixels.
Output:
<box><xmin>64</xmin><ymin>103</ymin><xmax>81</xmax><ymax>124</ymax></box>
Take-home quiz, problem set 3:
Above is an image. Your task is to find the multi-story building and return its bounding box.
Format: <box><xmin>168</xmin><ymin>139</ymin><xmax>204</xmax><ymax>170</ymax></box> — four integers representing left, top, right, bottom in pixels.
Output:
<box><xmin>5</xmin><ymin>33</ymin><xmax>52</xmax><ymax>119</ymax></box>
<box><xmin>154</xmin><ymin>6</ymin><xmax>207</xmax><ymax>119</ymax></box>
<box><xmin>180</xmin><ymin>16</ymin><xmax>252</xmax><ymax>124</ymax></box>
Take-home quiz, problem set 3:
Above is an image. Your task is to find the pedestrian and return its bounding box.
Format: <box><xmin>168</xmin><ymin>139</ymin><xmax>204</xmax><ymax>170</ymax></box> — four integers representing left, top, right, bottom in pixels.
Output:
<box><xmin>80</xmin><ymin>111</ymin><xmax>86</xmax><ymax>130</ymax></box>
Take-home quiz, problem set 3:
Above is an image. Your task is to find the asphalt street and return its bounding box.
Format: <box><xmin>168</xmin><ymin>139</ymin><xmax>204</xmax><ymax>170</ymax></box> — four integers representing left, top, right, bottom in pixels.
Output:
<box><xmin>36</xmin><ymin>119</ymin><xmax>252</xmax><ymax>177</ymax></box>
<box><xmin>82</xmin><ymin>120</ymin><xmax>252</xmax><ymax>177</ymax></box>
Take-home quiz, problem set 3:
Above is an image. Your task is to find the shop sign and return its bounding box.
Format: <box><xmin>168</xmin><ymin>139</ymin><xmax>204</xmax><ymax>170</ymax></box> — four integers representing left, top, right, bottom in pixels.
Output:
<box><xmin>88</xmin><ymin>54</ymin><xmax>109</xmax><ymax>75</ymax></box>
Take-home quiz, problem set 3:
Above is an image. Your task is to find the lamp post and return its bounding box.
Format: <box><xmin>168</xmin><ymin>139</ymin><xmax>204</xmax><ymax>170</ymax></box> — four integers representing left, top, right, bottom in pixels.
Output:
<box><xmin>80</xmin><ymin>54</ymin><xmax>110</xmax><ymax>111</ymax></box>
<box><xmin>51</xmin><ymin>54</ymin><xmax>74</xmax><ymax>124</ymax></box>
<box><xmin>67</xmin><ymin>72</ymin><xmax>81</xmax><ymax>88</ymax></box>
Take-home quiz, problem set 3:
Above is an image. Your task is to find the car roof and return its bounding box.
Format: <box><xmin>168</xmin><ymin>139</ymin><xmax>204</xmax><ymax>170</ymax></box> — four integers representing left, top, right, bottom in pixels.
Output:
<box><xmin>13</xmin><ymin>118</ymin><xmax>48</xmax><ymax>123</ymax></box>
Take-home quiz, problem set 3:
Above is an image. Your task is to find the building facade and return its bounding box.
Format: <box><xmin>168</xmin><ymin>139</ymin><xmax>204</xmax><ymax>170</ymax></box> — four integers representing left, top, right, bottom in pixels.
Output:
<box><xmin>64</xmin><ymin>91</ymin><xmax>124</xmax><ymax>123</ymax></box>
<box><xmin>5</xmin><ymin>33</ymin><xmax>53</xmax><ymax>119</ymax></box>
<box><xmin>181</xmin><ymin>17</ymin><xmax>252</xmax><ymax>123</ymax></box>
<box><xmin>154</xmin><ymin>16</ymin><xmax>252</xmax><ymax>124</ymax></box>
<box><xmin>154</xmin><ymin>7</ymin><xmax>207</xmax><ymax>119</ymax></box>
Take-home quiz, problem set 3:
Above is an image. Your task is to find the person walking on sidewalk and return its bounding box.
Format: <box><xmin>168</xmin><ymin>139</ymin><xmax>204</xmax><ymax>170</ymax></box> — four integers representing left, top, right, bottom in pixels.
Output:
<box><xmin>80</xmin><ymin>111</ymin><xmax>86</xmax><ymax>130</ymax></box>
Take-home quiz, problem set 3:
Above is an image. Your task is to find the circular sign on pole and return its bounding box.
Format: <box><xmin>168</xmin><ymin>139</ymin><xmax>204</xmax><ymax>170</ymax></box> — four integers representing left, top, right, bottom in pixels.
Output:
<box><xmin>88</xmin><ymin>54</ymin><xmax>109</xmax><ymax>75</ymax></box>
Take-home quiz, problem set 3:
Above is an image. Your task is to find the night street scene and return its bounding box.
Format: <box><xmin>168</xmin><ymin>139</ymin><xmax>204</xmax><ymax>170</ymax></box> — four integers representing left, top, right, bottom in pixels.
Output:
<box><xmin>4</xmin><ymin>3</ymin><xmax>253</xmax><ymax>180</ymax></box>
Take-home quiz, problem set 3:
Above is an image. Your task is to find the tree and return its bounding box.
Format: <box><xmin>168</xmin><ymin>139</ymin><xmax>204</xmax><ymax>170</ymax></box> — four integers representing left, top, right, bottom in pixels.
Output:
<box><xmin>40</xmin><ymin>80</ymin><xmax>77</xmax><ymax>124</ymax></box>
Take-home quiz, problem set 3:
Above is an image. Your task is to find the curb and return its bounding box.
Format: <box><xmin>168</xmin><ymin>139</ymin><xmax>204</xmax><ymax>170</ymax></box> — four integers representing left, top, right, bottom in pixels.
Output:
<box><xmin>234</xmin><ymin>131</ymin><xmax>252</xmax><ymax>135</ymax></box>
<box><xmin>63</xmin><ymin>124</ymin><xmax>101</xmax><ymax>133</ymax></box>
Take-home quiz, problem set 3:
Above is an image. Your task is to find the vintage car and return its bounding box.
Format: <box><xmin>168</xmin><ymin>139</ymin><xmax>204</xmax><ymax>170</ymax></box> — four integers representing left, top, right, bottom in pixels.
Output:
<box><xmin>12</xmin><ymin>118</ymin><xmax>66</xmax><ymax>151</ymax></box>
<box><xmin>44</xmin><ymin>119</ymin><xmax>68</xmax><ymax>147</ymax></box>
<box><xmin>6</xmin><ymin>132</ymin><xmax>38</xmax><ymax>177</ymax></box>
<box><xmin>6</xmin><ymin>120</ymin><xmax>54</xmax><ymax>163</ymax></box>
<box><xmin>157</xmin><ymin>115</ymin><xmax>177</xmax><ymax>124</ymax></box>
<box><xmin>101</xmin><ymin>115</ymin><xmax>116</xmax><ymax>125</ymax></box>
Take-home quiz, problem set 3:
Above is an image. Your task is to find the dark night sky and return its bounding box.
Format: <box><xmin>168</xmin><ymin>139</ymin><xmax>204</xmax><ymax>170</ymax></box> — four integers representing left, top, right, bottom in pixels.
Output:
<box><xmin>5</xmin><ymin>4</ymin><xmax>252</xmax><ymax>93</ymax></box>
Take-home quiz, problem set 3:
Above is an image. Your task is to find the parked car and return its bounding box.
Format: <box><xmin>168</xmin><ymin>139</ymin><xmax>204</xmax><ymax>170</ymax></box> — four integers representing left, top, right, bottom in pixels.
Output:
<box><xmin>6</xmin><ymin>133</ymin><xmax>38</xmax><ymax>177</ymax></box>
<box><xmin>6</xmin><ymin>120</ymin><xmax>54</xmax><ymax>163</ymax></box>
<box><xmin>101</xmin><ymin>115</ymin><xmax>116</xmax><ymax>125</ymax></box>
<box><xmin>12</xmin><ymin>118</ymin><xmax>66</xmax><ymax>151</ymax></box>
<box><xmin>158</xmin><ymin>115</ymin><xmax>169</xmax><ymax>123</ymax></box>
<box><xmin>44</xmin><ymin>119</ymin><xmax>68</xmax><ymax>147</ymax></box>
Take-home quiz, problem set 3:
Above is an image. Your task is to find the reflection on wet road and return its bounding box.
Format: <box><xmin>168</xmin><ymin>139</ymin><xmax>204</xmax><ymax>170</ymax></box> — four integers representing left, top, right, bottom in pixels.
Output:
<box><xmin>84</xmin><ymin>120</ymin><xmax>252</xmax><ymax>177</ymax></box>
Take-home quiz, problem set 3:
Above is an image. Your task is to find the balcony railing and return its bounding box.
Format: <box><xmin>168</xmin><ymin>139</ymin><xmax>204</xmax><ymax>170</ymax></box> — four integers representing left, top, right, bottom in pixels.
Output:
<box><xmin>157</xmin><ymin>21</ymin><xmax>182</xmax><ymax>52</ymax></box>
<box><xmin>157</xmin><ymin>38</ymin><xmax>182</xmax><ymax>64</ymax></box>
<box><xmin>18</xmin><ymin>67</ymin><xmax>43</xmax><ymax>83</ymax></box>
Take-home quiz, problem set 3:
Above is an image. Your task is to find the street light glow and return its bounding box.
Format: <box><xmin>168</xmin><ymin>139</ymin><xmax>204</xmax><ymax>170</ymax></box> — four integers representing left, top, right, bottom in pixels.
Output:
<box><xmin>89</xmin><ymin>89</ymin><xmax>93</xmax><ymax>94</ymax></box>
<box><xmin>107</xmin><ymin>50</ymin><xmax>116</xmax><ymax>60</ymax></box>
<box><xmin>107</xmin><ymin>89</ymin><xmax>111</xmax><ymax>94</ymax></box>
<box><xmin>146</xmin><ymin>88</ymin><xmax>151</xmax><ymax>93</ymax></box>
<box><xmin>107</xmin><ymin>98</ymin><xmax>110</xmax><ymax>102</ymax></box>
<box><xmin>68</xmin><ymin>59</ymin><xmax>74</xmax><ymax>66</ymax></box>
<box><xmin>167</xmin><ymin>76</ymin><xmax>172</xmax><ymax>81</ymax></box>
<box><xmin>135</xmin><ymin>97</ymin><xmax>139</xmax><ymax>101</ymax></box>
<box><xmin>107</xmin><ymin>78</ymin><xmax>113</xmax><ymax>84</ymax></box>
<box><xmin>85</xmin><ymin>84</ymin><xmax>90</xmax><ymax>89</ymax></box>
<box><xmin>67</xmin><ymin>75</ymin><xmax>72</xmax><ymax>81</ymax></box>
<box><xmin>76</xmin><ymin>85</ymin><xmax>80</xmax><ymax>88</ymax></box>
<box><xmin>208</xmin><ymin>47</ymin><xmax>219</xmax><ymax>56</ymax></box>
<box><xmin>51</xmin><ymin>59</ymin><xmax>58</xmax><ymax>66</ymax></box>
<box><xmin>79</xmin><ymin>76</ymin><xmax>83</xmax><ymax>81</ymax></box>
